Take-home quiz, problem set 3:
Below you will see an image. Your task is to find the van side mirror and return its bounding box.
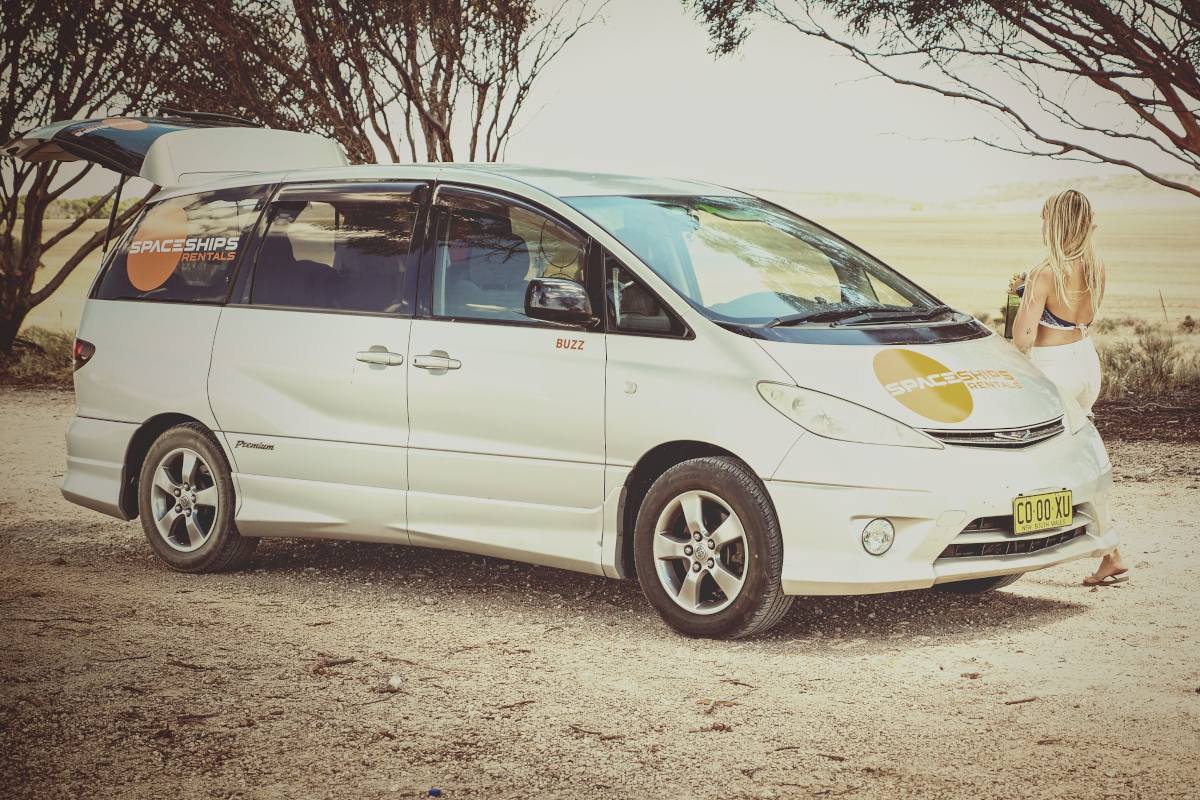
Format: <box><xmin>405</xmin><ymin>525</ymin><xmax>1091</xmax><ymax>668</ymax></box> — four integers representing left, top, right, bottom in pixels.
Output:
<box><xmin>524</xmin><ymin>277</ymin><xmax>595</xmax><ymax>325</ymax></box>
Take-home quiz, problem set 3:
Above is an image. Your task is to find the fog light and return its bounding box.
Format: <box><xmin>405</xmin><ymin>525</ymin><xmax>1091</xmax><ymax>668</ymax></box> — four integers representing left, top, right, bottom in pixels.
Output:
<box><xmin>862</xmin><ymin>518</ymin><xmax>895</xmax><ymax>556</ymax></box>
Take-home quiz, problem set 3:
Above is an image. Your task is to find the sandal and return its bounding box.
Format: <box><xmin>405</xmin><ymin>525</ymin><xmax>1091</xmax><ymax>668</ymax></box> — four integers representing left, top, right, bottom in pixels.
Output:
<box><xmin>1083</xmin><ymin>572</ymin><xmax>1129</xmax><ymax>586</ymax></box>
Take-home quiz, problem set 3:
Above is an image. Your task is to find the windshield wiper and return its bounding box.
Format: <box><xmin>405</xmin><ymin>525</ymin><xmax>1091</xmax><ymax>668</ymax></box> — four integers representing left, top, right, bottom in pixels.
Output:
<box><xmin>766</xmin><ymin>305</ymin><xmax>897</xmax><ymax>328</ymax></box>
<box><xmin>830</xmin><ymin>304</ymin><xmax>954</xmax><ymax>327</ymax></box>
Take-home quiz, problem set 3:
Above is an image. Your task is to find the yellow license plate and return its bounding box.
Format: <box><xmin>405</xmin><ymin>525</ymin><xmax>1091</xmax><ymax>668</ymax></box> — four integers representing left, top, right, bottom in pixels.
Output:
<box><xmin>1012</xmin><ymin>490</ymin><xmax>1073</xmax><ymax>535</ymax></box>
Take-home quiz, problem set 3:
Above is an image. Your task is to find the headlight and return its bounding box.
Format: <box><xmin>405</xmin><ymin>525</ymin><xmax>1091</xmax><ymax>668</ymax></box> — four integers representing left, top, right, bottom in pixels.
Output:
<box><xmin>1058</xmin><ymin>388</ymin><xmax>1089</xmax><ymax>434</ymax></box>
<box><xmin>757</xmin><ymin>382</ymin><xmax>942</xmax><ymax>449</ymax></box>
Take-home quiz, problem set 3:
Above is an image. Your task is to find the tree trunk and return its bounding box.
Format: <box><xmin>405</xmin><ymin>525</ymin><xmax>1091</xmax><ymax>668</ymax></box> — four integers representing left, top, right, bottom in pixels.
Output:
<box><xmin>0</xmin><ymin>303</ymin><xmax>29</xmax><ymax>355</ymax></box>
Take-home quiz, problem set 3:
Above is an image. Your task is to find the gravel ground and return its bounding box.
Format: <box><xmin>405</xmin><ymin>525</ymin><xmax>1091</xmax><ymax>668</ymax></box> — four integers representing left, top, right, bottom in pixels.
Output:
<box><xmin>1</xmin><ymin>389</ymin><xmax>1198</xmax><ymax>799</ymax></box>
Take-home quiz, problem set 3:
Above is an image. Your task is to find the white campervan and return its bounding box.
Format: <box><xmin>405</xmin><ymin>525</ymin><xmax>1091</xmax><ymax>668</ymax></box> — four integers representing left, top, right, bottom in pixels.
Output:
<box><xmin>6</xmin><ymin>115</ymin><xmax>1118</xmax><ymax>638</ymax></box>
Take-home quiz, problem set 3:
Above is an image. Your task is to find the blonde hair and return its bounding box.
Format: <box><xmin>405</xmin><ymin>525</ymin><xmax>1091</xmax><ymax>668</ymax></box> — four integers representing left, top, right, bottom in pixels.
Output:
<box><xmin>1037</xmin><ymin>189</ymin><xmax>1103</xmax><ymax>315</ymax></box>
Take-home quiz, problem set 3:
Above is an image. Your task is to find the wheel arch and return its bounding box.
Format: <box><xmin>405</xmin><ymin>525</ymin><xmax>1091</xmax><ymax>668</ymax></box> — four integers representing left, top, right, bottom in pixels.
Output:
<box><xmin>615</xmin><ymin>440</ymin><xmax>756</xmax><ymax>580</ymax></box>
<box><xmin>118</xmin><ymin>412</ymin><xmax>211</xmax><ymax>519</ymax></box>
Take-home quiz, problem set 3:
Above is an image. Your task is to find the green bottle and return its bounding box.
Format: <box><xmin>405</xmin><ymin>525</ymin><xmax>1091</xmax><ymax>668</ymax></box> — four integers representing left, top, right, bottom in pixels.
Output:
<box><xmin>1003</xmin><ymin>288</ymin><xmax>1022</xmax><ymax>339</ymax></box>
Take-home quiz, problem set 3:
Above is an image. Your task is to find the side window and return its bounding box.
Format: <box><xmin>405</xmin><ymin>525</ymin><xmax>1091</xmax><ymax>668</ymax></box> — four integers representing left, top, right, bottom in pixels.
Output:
<box><xmin>604</xmin><ymin>252</ymin><xmax>687</xmax><ymax>336</ymax></box>
<box><xmin>251</xmin><ymin>195</ymin><xmax>418</xmax><ymax>313</ymax></box>
<box><xmin>96</xmin><ymin>186</ymin><xmax>269</xmax><ymax>303</ymax></box>
<box><xmin>433</xmin><ymin>192</ymin><xmax>587</xmax><ymax>322</ymax></box>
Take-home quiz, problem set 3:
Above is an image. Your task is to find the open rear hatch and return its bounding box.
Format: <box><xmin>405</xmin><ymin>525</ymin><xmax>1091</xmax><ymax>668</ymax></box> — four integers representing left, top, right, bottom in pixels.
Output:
<box><xmin>3</xmin><ymin>110</ymin><xmax>347</xmax><ymax>187</ymax></box>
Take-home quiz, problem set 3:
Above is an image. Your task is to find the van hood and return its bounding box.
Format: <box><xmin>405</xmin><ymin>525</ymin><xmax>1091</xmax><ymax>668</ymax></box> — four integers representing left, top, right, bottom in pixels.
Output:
<box><xmin>756</xmin><ymin>333</ymin><xmax>1063</xmax><ymax>430</ymax></box>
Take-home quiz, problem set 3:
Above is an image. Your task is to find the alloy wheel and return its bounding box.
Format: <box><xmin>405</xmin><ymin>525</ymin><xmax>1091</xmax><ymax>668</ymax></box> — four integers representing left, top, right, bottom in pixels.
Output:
<box><xmin>149</xmin><ymin>447</ymin><xmax>219</xmax><ymax>553</ymax></box>
<box><xmin>652</xmin><ymin>489</ymin><xmax>748</xmax><ymax>615</ymax></box>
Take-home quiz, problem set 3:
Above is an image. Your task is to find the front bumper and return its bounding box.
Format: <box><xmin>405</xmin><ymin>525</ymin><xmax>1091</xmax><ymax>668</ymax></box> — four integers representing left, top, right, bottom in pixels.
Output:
<box><xmin>766</xmin><ymin>423</ymin><xmax>1118</xmax><ymax>595</ymax></box>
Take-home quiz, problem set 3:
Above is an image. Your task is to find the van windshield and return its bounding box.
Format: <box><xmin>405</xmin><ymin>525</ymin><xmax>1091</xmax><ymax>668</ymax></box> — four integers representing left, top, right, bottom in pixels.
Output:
<box><xmin>566</xmin><ymin>195</ymin><xmax>949</xmax><ymax>326</ymax></box>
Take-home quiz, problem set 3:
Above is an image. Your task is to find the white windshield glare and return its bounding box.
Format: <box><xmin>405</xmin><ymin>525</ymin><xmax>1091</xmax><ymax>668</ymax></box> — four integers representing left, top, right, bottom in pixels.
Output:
<box><xmin>567</xmin><ymin>195</ymin><xmax>947</xmax><ymax>326</ymax></box>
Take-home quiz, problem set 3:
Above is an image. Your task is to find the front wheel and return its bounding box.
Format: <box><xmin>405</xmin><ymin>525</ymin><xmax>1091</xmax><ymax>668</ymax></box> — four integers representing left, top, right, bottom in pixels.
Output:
<box><xmin>634</xmin><ymin>456</ymin><xmax>792</xmax><ymax>639</ymax></box>
<box><xmin>935</xmin><ymin>573</ymin><xmax>1023</xmax><ymax>594</ymax></box>
<box><xmin>138</xmin><ymin>423</ymin><xmax>257</xmax><ymax>573</ymax></box>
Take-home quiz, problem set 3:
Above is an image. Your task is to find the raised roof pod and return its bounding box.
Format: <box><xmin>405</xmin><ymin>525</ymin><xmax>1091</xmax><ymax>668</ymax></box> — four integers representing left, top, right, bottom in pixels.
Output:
<box><xmin>3</xmin><ymin>110</ymin><xmax>347</xmax><ymax>188</ymax></box>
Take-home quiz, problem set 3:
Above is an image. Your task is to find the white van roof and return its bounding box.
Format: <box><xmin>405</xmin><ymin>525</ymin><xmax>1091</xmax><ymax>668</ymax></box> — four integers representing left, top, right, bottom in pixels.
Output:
<box><xmin>141</xmin><ymin>127</ymin><xmax>346</xmax><ymax>187</ymax></box>
<box><xmin>5</xmin><ymin>113</ymin><xmax>740</xmax><ymax>200</ymax></box>
<box><xmin>150</xmin><ymin>163</ymin><xmax>746</xmax><ymax>203</ymax></box>
<box><xmin>3</xmin><ymin>114</ymin><xmax>347</xmax><ymax>188</ymax></box>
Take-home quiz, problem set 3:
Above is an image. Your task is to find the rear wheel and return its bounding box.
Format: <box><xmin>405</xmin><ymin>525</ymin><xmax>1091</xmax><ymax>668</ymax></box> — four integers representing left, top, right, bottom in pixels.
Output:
<box><xmin>138</xmin><ymin>423</ymin><xmax>256</xmax><ymax>573</ymax></box>
<box><xmin>935</xmin><ymin>573</ymin><xmax>1022</xmax><ymax>594</ymax></box>
<box><xmin>634</xmin><ymin>456</ymin><xmax>792</xmax><ymax>639</ymax></box>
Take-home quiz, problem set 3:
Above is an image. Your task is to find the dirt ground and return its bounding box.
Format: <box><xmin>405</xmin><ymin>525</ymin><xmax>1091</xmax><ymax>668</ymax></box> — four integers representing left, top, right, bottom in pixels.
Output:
<box><xmin>1</xmin><ymin>389</ymin><xmax>1197</xmax><ymax>799</ymax></box>
<box><xmin>1093</xmin><ymin>396</ymin><xmax>1200</xmax><ymax>445</ymax></box>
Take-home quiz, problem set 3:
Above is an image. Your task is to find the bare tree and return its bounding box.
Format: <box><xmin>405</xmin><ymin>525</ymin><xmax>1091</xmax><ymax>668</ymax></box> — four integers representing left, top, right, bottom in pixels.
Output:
<box><xmin>0</xmin><ymin>0</ymin><xmax>164</xmax><ymax>353</ymax></box>
<box><xmin>1</xmin><ymin>0</ymin><xmax>607</xmax><ymax>352</ymax></box>
<box><xmin>145</xmin><ymin>0</ymin><xmax>380</xmax><ymax>163</ymax></box>
<box><xmin>690</xmin><ymin>1</ymin><xmax>1200</xmax><ymax>198</ymax></box>
<box><xmin>154</xmin><ymin>0</ymin><xmax>608</xmax><ymax>164</ymax></box>
<box><xmin>353</xmin><ymin>0</ymin><xmax>609</xmax><ymax>162</ymax></box>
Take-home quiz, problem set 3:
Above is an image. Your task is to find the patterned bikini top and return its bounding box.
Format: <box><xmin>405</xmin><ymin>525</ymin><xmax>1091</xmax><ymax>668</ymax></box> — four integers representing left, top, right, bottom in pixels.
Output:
<box><xmin>1014</xmin><ymin>284</ymin><xmax>1090</xmax><ymax>332</ymax></box>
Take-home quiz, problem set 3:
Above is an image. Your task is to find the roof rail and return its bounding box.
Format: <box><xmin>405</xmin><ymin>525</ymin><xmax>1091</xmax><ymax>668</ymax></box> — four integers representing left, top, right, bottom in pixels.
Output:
<box><xmin>157</xmin><ymin>107</ymin><xmax>259</xmax><ymax>127</ymax></box>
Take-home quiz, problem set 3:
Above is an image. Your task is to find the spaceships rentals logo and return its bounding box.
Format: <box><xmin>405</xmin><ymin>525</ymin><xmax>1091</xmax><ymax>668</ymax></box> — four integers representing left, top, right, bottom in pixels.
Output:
<box><xmin>126</xmin><ymin>201</ymin><xmax>239</xmax><ymax>291</ymax></box>
<box><xmin>873</xmin><ymin>349</ymin><xmax>1023</xmax><ymax>424</ymax></box>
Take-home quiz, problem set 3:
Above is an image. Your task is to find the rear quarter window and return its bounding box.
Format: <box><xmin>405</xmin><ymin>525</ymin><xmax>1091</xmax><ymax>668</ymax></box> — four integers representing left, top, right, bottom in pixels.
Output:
<box><xmin>95</xmin><ymin>185</ymin><xmax>270</xmax><ymax>303</ymax></box>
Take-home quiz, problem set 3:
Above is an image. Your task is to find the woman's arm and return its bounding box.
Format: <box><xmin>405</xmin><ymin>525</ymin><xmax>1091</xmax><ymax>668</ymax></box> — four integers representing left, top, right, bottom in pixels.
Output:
<box><xmin>1012</xmin><ymin>268</ymin><xmax>1051</xmax><ymax>353</ymax></box>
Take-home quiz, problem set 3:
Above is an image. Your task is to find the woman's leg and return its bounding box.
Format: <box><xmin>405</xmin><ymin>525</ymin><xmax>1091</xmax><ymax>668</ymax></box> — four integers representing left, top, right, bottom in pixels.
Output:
<box><xmin>1033</xmin><ymin>343</ymin><xmax>1125</xmax><ymax>585</ymax></box>
<box><xmin>1078</xmin><ymin>338</ymin><xmax>1102</xmax><ymax>413</ymax></box>
<box><xmin>1077</xmin><ymin>338</ymin><xmax>1123</xmax><ymax>583</ymax></box>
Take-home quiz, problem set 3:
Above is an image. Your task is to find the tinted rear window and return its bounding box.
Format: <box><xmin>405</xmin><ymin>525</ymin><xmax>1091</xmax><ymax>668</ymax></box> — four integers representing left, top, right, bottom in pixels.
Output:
<box><xmin>96</xmin><ymin>186</ymin><xmax>269</xmax><ymax>303</ymax></box>
<box><xmin>251</xmin><ymin>197</ymin><xmax>419</xmax><ymax>314</ymax></box>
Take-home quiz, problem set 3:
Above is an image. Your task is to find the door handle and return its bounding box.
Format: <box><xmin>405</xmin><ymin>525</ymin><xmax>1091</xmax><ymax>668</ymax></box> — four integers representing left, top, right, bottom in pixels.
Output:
<box><xmin>412</xmin><ymin>351</ymin><xmax>462</xmax><ymax>371</ymax></box>
<box><xmin>355</xmin><ymin>349</ymin><xmax>405</xmax><ymax>367</ymax></box>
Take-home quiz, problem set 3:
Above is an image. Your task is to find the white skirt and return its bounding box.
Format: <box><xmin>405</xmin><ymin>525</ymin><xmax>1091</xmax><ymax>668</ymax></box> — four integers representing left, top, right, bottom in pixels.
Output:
<box><xmin>1029</xmin><ymin>337</ymin><xmax>1102</xmax><ymax>413</ymax></box>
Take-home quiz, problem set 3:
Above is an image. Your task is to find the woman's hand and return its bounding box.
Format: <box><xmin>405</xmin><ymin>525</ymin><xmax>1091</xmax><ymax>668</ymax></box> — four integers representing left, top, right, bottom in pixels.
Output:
<box><xmin>1008</xmin><ymin>272</ymin><xmax>1026</xmax><ymax>293</ymax></box>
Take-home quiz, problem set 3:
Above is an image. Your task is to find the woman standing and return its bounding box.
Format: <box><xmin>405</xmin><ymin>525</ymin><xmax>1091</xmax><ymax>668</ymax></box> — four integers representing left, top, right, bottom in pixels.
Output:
<box><xmin>1009</xmin><ymin>189</ymin><xmax>1127</xmax><ymax>586</ymax></box>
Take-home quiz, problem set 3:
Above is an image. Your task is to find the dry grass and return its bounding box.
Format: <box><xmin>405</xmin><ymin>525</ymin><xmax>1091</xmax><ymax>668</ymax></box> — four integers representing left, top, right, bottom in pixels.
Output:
<box><xmin>966</xmin><ymin>312</ymin><xmax>1200</xmax><ymax>401</ymax></box>
<box><xmin>1097</xmin><ymin>327</ymin><xmax>1200</xmax><ymax>401</ymax></box>
<box><xmin>0</xmin><ymin>327</ymin><xmax>73</xmax><ymax>388</ymax></box>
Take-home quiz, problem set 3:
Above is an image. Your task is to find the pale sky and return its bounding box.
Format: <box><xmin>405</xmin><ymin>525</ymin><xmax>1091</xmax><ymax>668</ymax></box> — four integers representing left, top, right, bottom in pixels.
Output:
<box><xmin>508</xmin><ymin>0</ymin><xmax>1184</xmax><ymax>201</ymax></box>
<box><xmin>45</xmin><ymin>0</ymin><xmax>1192</xmax><ymax>205</ymax></box>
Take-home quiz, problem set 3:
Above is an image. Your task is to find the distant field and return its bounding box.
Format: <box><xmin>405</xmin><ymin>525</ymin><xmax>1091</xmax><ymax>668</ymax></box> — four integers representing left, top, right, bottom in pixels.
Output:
<box><xmin>24</xmin><ymin>219</ymin><xmax>108</xmax><ymax>333</ymax></box>
<box><xmin>816</xmin><ymin>209</ymin><xmax>1199</xmax><ymax>322</ymax></box>
<box><xmin>21</xmin><ymin>208</ymin><xmax>1200</xmax><ymax>333</ymax></box>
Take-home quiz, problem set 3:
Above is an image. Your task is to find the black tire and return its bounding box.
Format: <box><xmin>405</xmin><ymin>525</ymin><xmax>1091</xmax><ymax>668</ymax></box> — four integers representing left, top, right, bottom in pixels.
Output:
<box><xmin>633</xmin><ymin>456</ymin><xmax>792</xmax><ymax>639</ymax></box>
<box><xmin>137</xmin><ymin>422</ymin><xmax>257</xmax><ymax>573</ymax></box>
<box><xmin>935</xmin><ymin>573</ymin><xmax>1023</xmax><ymax>594</ymax></box>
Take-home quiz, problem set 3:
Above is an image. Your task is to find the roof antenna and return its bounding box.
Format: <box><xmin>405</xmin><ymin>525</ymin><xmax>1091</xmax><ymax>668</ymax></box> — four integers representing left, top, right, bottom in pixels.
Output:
<box><xmin>157</xmin><ymin>107</ymin><xmax>258</xmax><ymax>127</ymax></box>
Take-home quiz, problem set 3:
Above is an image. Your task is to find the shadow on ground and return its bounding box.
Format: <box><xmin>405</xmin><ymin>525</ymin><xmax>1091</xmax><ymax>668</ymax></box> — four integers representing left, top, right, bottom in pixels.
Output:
<box><xmin>4</xmin><ymin>518</ymin><xmax>1091</xmax><ymax>654</ymax></box>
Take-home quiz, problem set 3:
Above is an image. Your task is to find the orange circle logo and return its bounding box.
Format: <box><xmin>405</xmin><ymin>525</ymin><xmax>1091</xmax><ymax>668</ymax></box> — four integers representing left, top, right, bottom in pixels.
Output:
<box><xmin>873</xmin><ymin>349</ymin><xmax>974</xmax><ymax>424</ymax></box>
<box><xmin>127</xmin><ymin>202</ymin><xmax>188</xmax><ymax>291</ymax></box>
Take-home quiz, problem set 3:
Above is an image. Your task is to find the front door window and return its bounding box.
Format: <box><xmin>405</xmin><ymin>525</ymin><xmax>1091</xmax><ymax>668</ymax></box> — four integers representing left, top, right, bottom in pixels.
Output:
<box><xmin>432</xmin><ymin>191</ymin><xmax>587</xmax><ymax>322</ymax></box>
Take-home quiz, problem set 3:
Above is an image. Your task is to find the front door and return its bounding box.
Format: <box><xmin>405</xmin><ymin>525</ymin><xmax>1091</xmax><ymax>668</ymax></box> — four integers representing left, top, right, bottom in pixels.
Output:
<box><xmin>208</xmin><ymin>181</ymin><xmax>427</xmax><ymax>542</ymax></box>
<box><xmin>406</xmin><ymin>185</ymin><xmax>606</xmax><ymax>572</ymax></box>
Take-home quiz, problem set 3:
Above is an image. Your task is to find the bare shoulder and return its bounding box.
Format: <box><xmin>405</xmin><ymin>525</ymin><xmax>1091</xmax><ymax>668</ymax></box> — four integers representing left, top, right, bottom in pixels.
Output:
<box><xmin>1025</xmin><ymin>265</ymin><xmax>1054</xmax><ymax>296</ymax></box>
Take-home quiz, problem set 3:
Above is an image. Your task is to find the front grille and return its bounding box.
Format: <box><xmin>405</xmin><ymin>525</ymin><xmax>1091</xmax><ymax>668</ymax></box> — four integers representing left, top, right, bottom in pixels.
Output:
<box><xmin>960</xmin><ymin>514</ymin><xmax>1014</xmax><ymax>534</ymax></box>
<box><xmin>922</xmin><ymin>417</ymin><xmax>1065</xmax><ymax>449</ymax></box>
<box><xmin>938</xmin><ymin>526</ymin><xmax>1086</xmax><ymax>559</ymax></box>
